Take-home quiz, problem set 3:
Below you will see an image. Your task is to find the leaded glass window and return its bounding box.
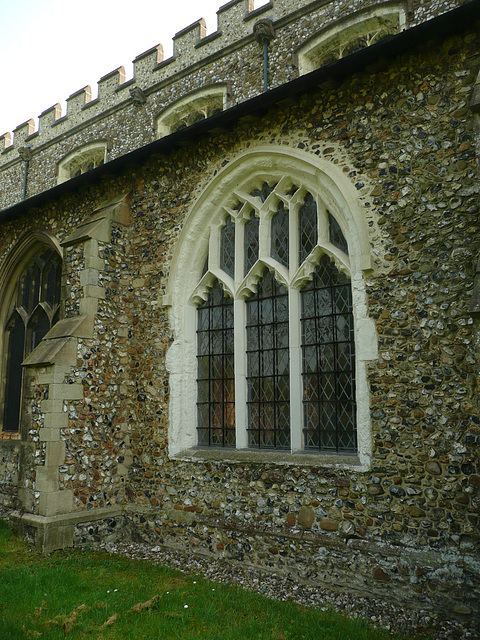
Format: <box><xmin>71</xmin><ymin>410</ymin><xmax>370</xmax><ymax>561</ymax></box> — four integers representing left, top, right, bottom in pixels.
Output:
<box><xmin>299</xmin><ymin>192</ymin><xmax>318</xmax><ymax>265</ymax></box>
<box><xmin>246</xmin><ymin>271</ymin><xmax>290</xmax><ymax>449</ymax></box>
<box><xmin>301</xmin><ymin>256</ymin><xmax>356</xmax><ymax>452</ymax></box>
<box><xmin>329</xmin><ymin>213</ymin><xmax>349</xmax><ymax>254</ymax></box>
<box><xmin>271</xmin><ymin>203</ymin><xmax>289</xmax><ymax>268</ymax></box>
<box><xmin>2</xmin><ymin>248</ymin><xmax>62</xmax><ymax>433</ymax></box>
<box><xmin>191</xmin><ymin>177</ymin><xmax>360</xmax><ymax>455</ymax></box>
<box><xmin>244</xmin><ymin>214</ymin><xmax>259</xmax><ymax>276</ymax></box>
<box><xmin>220</xmin><ymin>216</ymin><xmax>235</xmax><ymax>278</ymax></box>
<box><xmin>197</xmin><ymin>282</ymin><xmax>235</xmax><ymax>447</ymax></box>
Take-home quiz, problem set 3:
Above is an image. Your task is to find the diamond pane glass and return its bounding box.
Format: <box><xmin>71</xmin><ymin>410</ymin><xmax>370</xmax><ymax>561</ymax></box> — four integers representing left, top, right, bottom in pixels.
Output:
<box><xmin>246</xmin><ymin>271</ymin><xmax>290</xmax><ymax>449</ymax></box>
<box><xmin>220</xmin><ymin>216</ymin><xmax>235</xmax><ymax>278</ymax></box>
<box><xmin>329</xmin><ymin>213</ymin><xmax>349</xmax><ymax>254</ymax></box>
<box><xmin>299</xmin><ymin>192</ymin><xmax>318</xmax><ymax>265</ymax></box>
<box><xmin>244</xmin><ymin>214</ymin><xmax>259</xmax><ymax>276</ymax></box>
<box><xmin>196</xmin><ymin>281</ymin><xmax>235</xmax><ymax>447</ymax></box>
<box><xmin>271</xmin><ymin>203</ymin><xmax>289</xmax><ymax>268</ymax></box>
<box><xmin>301</xmin><ymin>255</ymin><xmax>356</xmax><ymax>452</ymax></box>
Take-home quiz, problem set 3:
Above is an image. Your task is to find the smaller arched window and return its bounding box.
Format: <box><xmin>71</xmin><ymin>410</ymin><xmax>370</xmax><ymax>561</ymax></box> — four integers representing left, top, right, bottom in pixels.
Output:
<box><xmin>57</xmin><ymin>141</ymin><xmax>107</xmax><ymax>184</ymax></box>
<box><xmin>2</xmin><ymin>249</ymin><xmax>61</xmax><ymax>433</ymax></box>
<box><xmin>297</xmin><ymin>3</ymin><xmax>407</xmax><ymax>74</ymax></box>
<box><xmin>156</xmin><ymin>86</ymin><xmax>227</xmax><ymax>138</ymax></box>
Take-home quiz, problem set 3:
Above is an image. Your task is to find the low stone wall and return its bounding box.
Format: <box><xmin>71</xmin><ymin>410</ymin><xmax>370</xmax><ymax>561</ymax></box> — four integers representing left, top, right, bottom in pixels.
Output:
<box><xmin>80</xmin><ymin>504</ymin><xmax>477</xmax><ymax>621</ymax></box>
<box><xmin>0</xmin><ymin>439</ymin><xmax>22</xmax><ymax>514</ymax></box>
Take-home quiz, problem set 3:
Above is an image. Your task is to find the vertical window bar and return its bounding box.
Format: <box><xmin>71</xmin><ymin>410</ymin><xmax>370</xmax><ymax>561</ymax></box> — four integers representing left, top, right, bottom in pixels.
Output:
<box><xmin>197</xmin><ymin>282</ymin><xmax>235</xmax><ymax>447</ymax></box>
<box><xmin>246</xmin><ymin>271</ymin><xmax>290</xmax><ymax>449</ymax></box>
<box><xmin>301</xmin><ymin>256</ymin><xmax>356</xmax><ymax>452</ymax></box>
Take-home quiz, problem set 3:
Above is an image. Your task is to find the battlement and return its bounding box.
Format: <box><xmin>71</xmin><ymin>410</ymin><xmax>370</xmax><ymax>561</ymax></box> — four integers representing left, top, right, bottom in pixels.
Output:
<box><xmin>0</xmin><ymin>0</ymin><xmax>468</xmax><ymax>209</ymax></box>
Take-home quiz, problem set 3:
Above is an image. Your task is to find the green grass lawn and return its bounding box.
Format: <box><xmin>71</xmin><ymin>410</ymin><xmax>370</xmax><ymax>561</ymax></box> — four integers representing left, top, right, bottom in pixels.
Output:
<box><xmin>0</xmin><ymin>520</ymin><xmax>421</xmax><ymax>640</ymax></box>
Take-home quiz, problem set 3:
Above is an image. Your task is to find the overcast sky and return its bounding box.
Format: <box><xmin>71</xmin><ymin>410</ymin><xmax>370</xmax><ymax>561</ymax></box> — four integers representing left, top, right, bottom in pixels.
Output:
<box><xmin>0</xmin><ymin>0</ymin><xmax>264</xmax><ymax>137</ymax></box>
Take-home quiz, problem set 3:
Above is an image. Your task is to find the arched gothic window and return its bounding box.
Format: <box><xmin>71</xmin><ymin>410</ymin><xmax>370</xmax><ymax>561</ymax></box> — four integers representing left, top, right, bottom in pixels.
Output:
<box><xmin>155</xmin><ymin>85</ymin><xmax>227</xmax><ymax>138</ymax></box>
<box><xmin>296</xmin><ymin>3</ymin><xmax>407</xmax><ymax>75</ymax></box>
<box><xmin>57</xmin><ymin>142</ymin><xmax>107</xmax><ymax>184</ymax></box>
<box><xmin>192</xmin><ymin>180</ymin><xmax>356</xmax><ymax>452</ymax></box>
<box><xmin>166</xmin><ymin>148</ymin><xmax>377</xmax><ymax>463</ymax></box>
<box><xmin>190</xmin><ymin>180</ymin><xmax>357</xmax><ymax>452</ymax></box>
<box><xmin>1</xmin><ymin>249</ymin><xmax>61</xmax><ymax>433</ymax></box>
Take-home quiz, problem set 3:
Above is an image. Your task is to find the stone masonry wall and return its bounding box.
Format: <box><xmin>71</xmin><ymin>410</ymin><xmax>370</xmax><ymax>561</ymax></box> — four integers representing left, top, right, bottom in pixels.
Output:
<box><xmin>0</xmin><ymin>6</ymin><xmax>478</xmax><ymax>625</ymax></box>
<box><xmin>0</xmin><ymin>0</ymin><xmax>469</xmax><ymax>211</ymax></box>
<box><xmin>85</xmin><ymin>24</ymin><xmax>478</xmax><ymax>619</ymax></box>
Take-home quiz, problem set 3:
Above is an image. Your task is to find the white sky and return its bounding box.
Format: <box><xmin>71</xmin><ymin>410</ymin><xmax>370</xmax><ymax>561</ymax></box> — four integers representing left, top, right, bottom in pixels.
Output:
<box><xmin>0</xmin><ymin>0</ymin><xmax>265</xmax><ymax>137</ymax></box>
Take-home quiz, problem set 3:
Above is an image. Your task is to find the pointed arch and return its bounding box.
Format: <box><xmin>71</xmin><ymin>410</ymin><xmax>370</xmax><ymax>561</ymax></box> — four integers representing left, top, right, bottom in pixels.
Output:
<box><xmin>0</xmin><ymin>229</ymin><xmax>62</xmax><ymax>435</ymax></box>
<box><xmin>166</xmin><ymin>146</ymin><xmax>377</xmax><ymax>465</ymax></box>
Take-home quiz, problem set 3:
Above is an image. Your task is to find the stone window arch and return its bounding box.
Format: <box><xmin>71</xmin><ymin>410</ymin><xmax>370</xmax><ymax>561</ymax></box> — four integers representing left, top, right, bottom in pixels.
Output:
<box><xmin>297</xmin><ymin>3</ymin><xmax>407</xmax><ymax>75</ymax></box>
<box><xmin>155</xmin><ymin>85</ymin><xmax>227</xmax><ymax>138</ymax></box>
<box><xmin>165</xmin><ymin>147</ymin><xmax>377</xmax><ymax>467</ymax></box>
<box><xmin>0</xmin><ymin>231</ymin><xmax>62</xmax><ymax>435</ymax></box>
<box><xmin>57</xmin><ymin>141</ymin><xmax>107</xmax><ymax>184</ymax></box>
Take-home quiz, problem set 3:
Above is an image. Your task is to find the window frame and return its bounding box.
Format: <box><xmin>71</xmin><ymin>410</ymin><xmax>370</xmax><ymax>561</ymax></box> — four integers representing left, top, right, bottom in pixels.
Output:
<box><xmin>165</xmin><ymin>147</ymin><xmax>377</xmax><ymax>468</ymax></box>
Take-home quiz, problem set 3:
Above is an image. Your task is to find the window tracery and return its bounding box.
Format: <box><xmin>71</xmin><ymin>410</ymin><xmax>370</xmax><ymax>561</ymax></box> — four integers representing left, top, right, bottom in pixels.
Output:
<box><xmin>2</xmin><ymin>248</ymin><xmax>61</xmax><ymax>433</ymax></box>
<box><xmin>297</xmin><ymin>4</ymin><xmax>407</xmax><ymax>75</ymax></box>
<box><xmin>57</xmin><ymin>142</ymin><xmax>107</xmax><ymax>184</ymax></box>
<box><xmin>190</xmin><ymin>181</ymin><xmax>357</xmax><ymax>452</ymax></box>
<box><xmin>166</xmin><ymin>148</ymin><xmax>377</xmax><ymax>464</ymax></box>
<box><xmin>156</xmin><ymin>86</ymin><xmax>227</xmax><ymax>138</ymax></box>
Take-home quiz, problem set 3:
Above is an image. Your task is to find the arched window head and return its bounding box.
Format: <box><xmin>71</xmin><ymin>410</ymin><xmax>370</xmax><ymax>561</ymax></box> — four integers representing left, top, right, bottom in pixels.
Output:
<box><xmin>1</xmin><ymin>247</ymin><xmax>62</xmax><ymax>433</ymax></box>
<box><xmin>156</xmin><ymin>85</ymin><xmax>227</xmax><ymax>138</ymax></box>
<box><xmin>297</xmin><ymin>3</ymin><xmax>407</xmax><ymax>75</ymax></box>
<box><xmin>57</xmin><ymin>141</ymin><xmax>107</xmax><ymax>184</ymax></box>
<box><xmin>167</xmin><ymin>147</ymin><xmax>377</xmax><ymax>465</ymax></box>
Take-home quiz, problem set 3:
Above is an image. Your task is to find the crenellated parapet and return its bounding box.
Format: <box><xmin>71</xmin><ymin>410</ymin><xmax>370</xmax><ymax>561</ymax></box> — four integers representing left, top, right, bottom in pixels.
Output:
<box><xmin>0</xmin><ymin>0</ymin><xmax>468</xmax><ymax>210</ymax></box>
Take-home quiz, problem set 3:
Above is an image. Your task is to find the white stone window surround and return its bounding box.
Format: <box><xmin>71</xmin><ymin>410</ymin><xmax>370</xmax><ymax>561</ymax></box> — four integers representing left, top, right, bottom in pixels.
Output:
<box><xmin>165</xmin><ymin>146</ymin><xmax>377</xmax><ymax>470</ymax></box>
<box><xmin>155</xmin><ymin>85</ymin><xmax>228</xmax><ymax>138</ymax></box>
<box><xmin>297</xmin><ymin>2</ymin><xmax>407</xmax><ymax>75</ymax></box>
<box><xmin>57</xmin><ymin>141</ymin><xmax>108</xmax><ymax>184</ymax></box>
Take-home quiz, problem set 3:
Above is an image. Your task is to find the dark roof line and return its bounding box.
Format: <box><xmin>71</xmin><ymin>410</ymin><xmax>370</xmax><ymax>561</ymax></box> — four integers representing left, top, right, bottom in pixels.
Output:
<box><xmin>1</xmin><ymin>0</ymin><xmax>479</xmax><ymax>222</ymax></box>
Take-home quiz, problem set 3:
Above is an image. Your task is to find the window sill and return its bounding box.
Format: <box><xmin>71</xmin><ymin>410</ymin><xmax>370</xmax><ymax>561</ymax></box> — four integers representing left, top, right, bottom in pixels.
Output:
<box><xmin>171</xmin><ymin>447</ymin><xmax>367</xmax><ymax>470</ymax></box>
<box><xmin>0</xmin><ymin>433</ymin><xmax>21</xmax><ymax>442</ymax></box>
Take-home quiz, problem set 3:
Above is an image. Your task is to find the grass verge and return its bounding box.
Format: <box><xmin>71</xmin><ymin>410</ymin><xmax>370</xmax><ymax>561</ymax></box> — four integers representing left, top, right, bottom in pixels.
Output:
<box><xmin>0</xmin><ymin>520</ymin><xmax>422</xmax><ymax>640</ymax></box>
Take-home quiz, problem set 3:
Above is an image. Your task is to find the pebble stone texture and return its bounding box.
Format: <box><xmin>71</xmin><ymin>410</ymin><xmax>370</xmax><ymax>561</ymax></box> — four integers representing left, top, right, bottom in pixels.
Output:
<box><xmin>0</xmin><ymin>0</ymin><xmax>480</xmax><ymax>635</ymax></box>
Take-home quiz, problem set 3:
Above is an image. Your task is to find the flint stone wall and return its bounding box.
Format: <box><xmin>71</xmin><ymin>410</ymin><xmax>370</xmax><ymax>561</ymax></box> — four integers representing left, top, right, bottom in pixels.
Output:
<box><xmin>0</xmin><ymin>5</ymin><xmax>478</xmax><ymax>628</ymax></box>
<box><xmin>0</xmin><ymin>0</ymin><xmax>469</xmax><ymax>211</ymax></box>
